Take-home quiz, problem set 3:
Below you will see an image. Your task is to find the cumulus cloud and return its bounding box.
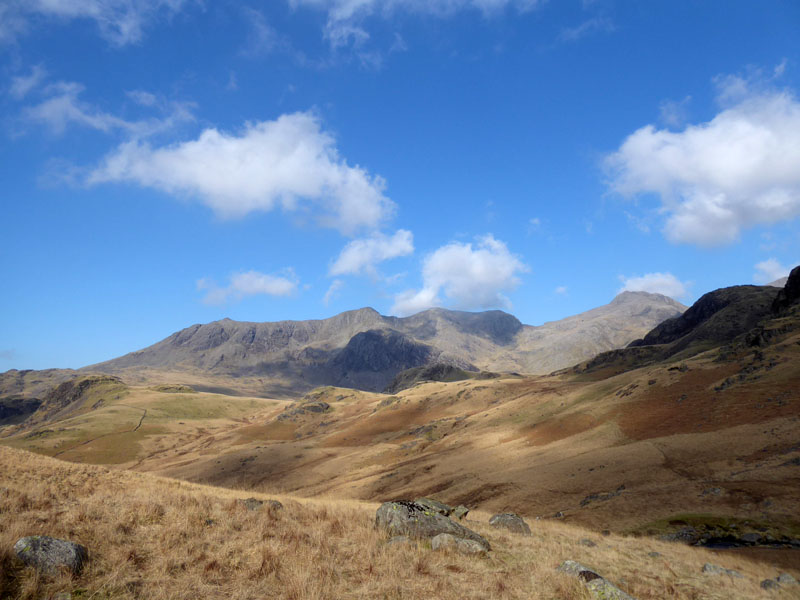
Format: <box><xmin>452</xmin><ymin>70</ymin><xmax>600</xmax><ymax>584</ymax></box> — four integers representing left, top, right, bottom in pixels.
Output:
<box><xmin>606</xmin><ymin>75</ymin><xmax>800</xmax><ymax>246</ymax></box>
<box><xmin>290</xmin><ymin>0</ymin><xmax>544</xmax><ymax>47</ymax></box>
<box><xmin>618</xmin><ymin>272</ymin><xmax>689</xmax><ymax>299</ymax></box>
<box><xmin>197</xmin><ymin>270</ymin><xmax>298</xmax><ymax>305</ymax></box>
<box><xmin>329</xmin><ymin>229</ymin><xmax>413</xmax><ymax>276</ymax></box>
<box><xmin>391</xmin><ymin>234</ymin><xmax>527</xmax><ymax>315</ymax></box>
<box><xmin>1</xmin><ymin>0</ymin><xmax>189</xmax><ymax>46</ymax></box>
<box><xmin>88</xmin><ymin>112</ymin><xmax>393</xmax><ymax>234</ymax></box>
<box><xmin>753</xmin><ymin>258</ymin><xmax>792</xmax><ymax>284</ymax></box>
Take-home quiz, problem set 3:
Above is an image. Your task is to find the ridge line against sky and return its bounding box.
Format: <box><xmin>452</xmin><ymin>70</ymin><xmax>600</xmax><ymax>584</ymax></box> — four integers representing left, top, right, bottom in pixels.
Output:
<box><xmin>0</xmin><ymin>0</ymin><xmax>799</xmax><ymax>369</ymax></box>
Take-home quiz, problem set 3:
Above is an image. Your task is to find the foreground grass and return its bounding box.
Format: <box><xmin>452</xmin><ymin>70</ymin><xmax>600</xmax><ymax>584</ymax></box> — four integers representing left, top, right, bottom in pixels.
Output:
<box><xmin>0</xmin><ymin>447</ymin><xmax>795</xmax><ymax>599</ymax></box>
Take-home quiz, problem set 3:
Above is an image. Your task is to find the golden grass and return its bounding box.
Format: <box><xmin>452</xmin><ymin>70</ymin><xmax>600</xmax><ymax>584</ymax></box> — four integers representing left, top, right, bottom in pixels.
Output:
<box><xmin>1</xmin><ymin>447</ymin><xmax>795</xmax><ymax>600</ymax></box>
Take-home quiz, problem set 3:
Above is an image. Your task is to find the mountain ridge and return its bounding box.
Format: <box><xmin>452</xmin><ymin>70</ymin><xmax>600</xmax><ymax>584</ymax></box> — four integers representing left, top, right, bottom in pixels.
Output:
<box><xmin>81</xmin><ymin>291</ymin><xmax>686</xmax><ymax>395</ymax></box>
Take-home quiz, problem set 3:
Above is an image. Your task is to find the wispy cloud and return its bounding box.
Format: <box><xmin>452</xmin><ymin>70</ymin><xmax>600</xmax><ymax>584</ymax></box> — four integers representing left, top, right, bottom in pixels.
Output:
<box><xmin>606</xmin><ymin>65</ymin><xmax>800</xmax><ymax>246</ymax></box>
<box><xmin>22</xmin><ymin>80</ymin><xmax>194</xmax><ymax>138</ymax></box>
<box><xmin>291</xmin><ymin>0</ymin><xmax>545</xmax><ymax>48</ymax></box>
<box><xmin>88</xmin><ymin>111</ymin><xmax>394</xmax><ymax>235</ymax></box>
<box><xmin>9</xmin><ymin>64</ymin><xmax>46</xmax><ymax>99</ymax></box>
<box><xmin>392</xmin><ymin>234</ymin><xmax>527</xmax><ymax>315</ymax></box>
<box><xmin>0</xmin><ymin>0</ymin><xmax>191</xmax><ymax>46</ymax></box>
<box><xmin>558</xmin><ymin>17</ymin><xmax>615</xmax><ymax>43</ymax></box>
<box><xmin>198</xmin><ymin>270</ymin><xmax>299</xmax><ymax>305</ymax></box>
<box><xmin>323</xmin><ymin>279</ymin><xmax>344</xmax><ymax>305</ymax></box>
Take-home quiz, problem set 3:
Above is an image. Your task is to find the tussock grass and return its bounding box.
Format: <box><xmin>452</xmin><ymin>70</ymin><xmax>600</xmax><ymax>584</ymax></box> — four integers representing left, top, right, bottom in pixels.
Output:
<box><xmin>0</xmin><ymin>446</ymin><xmax>795</xmax><ymax>599</ymax></box>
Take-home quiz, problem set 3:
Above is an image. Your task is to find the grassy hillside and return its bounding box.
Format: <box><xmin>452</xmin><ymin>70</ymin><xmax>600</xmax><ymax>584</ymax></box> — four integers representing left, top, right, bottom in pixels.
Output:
<box><xmin>1</xmin><ymin>446</ymin><xmax>793</xmax><ymax>600</ymax></box>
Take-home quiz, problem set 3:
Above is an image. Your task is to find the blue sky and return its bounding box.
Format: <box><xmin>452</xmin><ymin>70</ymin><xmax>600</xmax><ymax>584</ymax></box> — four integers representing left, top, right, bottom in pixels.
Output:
<box><xmin>1</xmin><ymin>0</ymin><xmax>799</xmax><ymax>370</ymax></box>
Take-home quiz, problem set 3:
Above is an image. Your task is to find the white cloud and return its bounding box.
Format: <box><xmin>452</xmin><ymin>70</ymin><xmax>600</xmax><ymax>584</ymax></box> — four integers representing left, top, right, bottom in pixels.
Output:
<box><xmin>323</xmin><ymin>279</ymin><xmax>344</xmax><ymax>305</ymax></box>
<box><xmin>554</xmin><ymin>285</ymin><xmax>567</xmax><ymax>295</ymax></box>
<box><xmin>290</xmin><ymin>0</ymin><xmax>544</xmax><ymax>47</ymax></box>
<box><xmin>753</xmin><ymin>258</ymin><xmax>792</xmax><ymax>285</ymax></box>
<box><xmin>606</xmin><ymin>75</ymin><xmax>800</xmax><ymax>246</ymax></box>
<box><xmin>23</xmin><ymin>81</ymin><xmax>194</xmax><ymax>137</ymax></box>
<box><xmin>329</xmin><ymin>229</ymin><xmax>413</xmax><ymax>276</ymax></box>
<box><xmin>9</xmin><ymin>65</ymin><xmax>46</xmax><ymax>99</ymax></box>
<box><xmin>88</xmin><ymin>112</ymin><xmax>393</xmax><ymax>235</ymax></box>
<box><xmin>198</xmin><ymin>270</ymin><xmax>298</xmax><ymax>305</ymax></box>
<box><xmin>391</xmin><ymin>234</ymin><xmax>527</xmax><ymax>315</ymax></box>
<box><xmin>618</xmin><ymin>272</ymin><xmax>689</xmax><ymax>299</ymax></box>
<box><xmin>1</xmin><ymin>0</ymin><xmax>189</xmax><ymax>46</ymax></box>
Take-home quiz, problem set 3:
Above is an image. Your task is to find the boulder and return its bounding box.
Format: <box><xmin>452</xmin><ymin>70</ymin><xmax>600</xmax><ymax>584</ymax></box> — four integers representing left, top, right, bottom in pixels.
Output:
<box><xmin>452</xmin><ymin>505</ymin><xmax>469</xmax><ymax>520</ymax></box>
<box><xmin>489</xmin><ymin>513</ymin><xmax>531</xmax><ymax>535</ymax></box>
<box><xmin>761</xmin><ymin>579</ymin><xmax>780</xmax><ymax>590</ymax></box>
<box><xmin>777</xmin><ymin>573</ymin><xmax>798</xmax><ymax>585</ymax></box>
<box><xmin>702</xmin><ymin>563</ymin><xmax>743</xmax><ymax>578</ymax></box>
<box><xmin>385</xmin><ymin>536</ymin><xmax>412</xmax><ymax>547</ymax></box>
<box><xmin>557</xmin><ymin>560</ymin><xmax>636</xmax><ymax>600</ymax></box>
<box><xmin>375</xmin><ymin>501</ymin><xmax>490</xmax><ymax>551</ymax></box>
<box><xmin>431</xmin><ymin>533</ymin><xmax>487</xmax><ymax>555</ymax></box>
<box><xmin>13</xmin><ymin>536</ymin><xmax>88</xmax><ymax>576</ymax></box>
<box><xmin>414</xmin><ymin>497</ymin><xmax>452</xmax><ymax>516</ymax></box>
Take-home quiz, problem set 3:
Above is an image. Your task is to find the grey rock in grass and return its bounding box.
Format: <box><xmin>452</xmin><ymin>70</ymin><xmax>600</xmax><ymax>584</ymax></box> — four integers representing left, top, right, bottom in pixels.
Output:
<box><xmin>557</xmin><ymin>560</ymin><xmax>636</xmax><ymax>600</ymax></box>
<box><xmin>414</xmin><ymin>497</ymin><xmax>452</xmax><ymax>516</ymax></box>
<box><xmin>580</xmin><ymin>538</ymin><xmax>597</xmax><ymax>547</ymax></box>
<box><xmin>13</xmin><ymin>536</ymin><xmax>88</xmax><ymax>576</ymax></box>
<box><xmin>777</xmin><ymin>573</ymin><xmax>798</xmax><ymax>585</ymax></box>
<box><xmin>431</xmin><ymin>533</ymin><xmax>487</xmax><ymax>555</ymax></box>
<box><xmin>452</xmin><ymin>505</ymin><xmax>469</xmax><ymax>520</ymax></box>
<box><xmin>489</xmin><ymin>512</ymin><xmax>531</xmax><ymax>535</ymax></box>
<box><xmin>375</xmin><ymin>501</ymin><xmax>490</xmax><ymax>551</ymax></box>
<box><xmin>702</xmin><ymin>563</ymin><xmax>743</xmax><ymax>578</ymax></box>
<box><xmin>761</xmin><ymin>579</ymin><xmax>780</xmax><ymax>590</ymax></box>
<box><xmin>240</xmin><ymin>497</ymin><xmax>283</xmax><ymax>511</ymax></box>
<box><xmin>647</xmin><ymin>551</ymin><xmax>662</xmax><ymax>558</ymax></box>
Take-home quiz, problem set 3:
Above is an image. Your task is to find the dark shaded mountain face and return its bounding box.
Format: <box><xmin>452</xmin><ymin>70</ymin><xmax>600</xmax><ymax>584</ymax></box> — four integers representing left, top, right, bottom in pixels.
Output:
<box><xmin>628</xmin><ymin>285</ymin><xmax>778</xmax><ymax>352</ymax></box>
<box><xmin>580</xmin><ymin>269</ymin><xmax>800</xmax><ymax>375</ymax></box>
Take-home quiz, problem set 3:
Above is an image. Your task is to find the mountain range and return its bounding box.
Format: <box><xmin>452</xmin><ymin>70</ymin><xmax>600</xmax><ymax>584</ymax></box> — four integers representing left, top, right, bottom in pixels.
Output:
<box><xmin>78</xmin><ymin>290</ymin><xmax>686</xmax><ymax>396</ymax></box>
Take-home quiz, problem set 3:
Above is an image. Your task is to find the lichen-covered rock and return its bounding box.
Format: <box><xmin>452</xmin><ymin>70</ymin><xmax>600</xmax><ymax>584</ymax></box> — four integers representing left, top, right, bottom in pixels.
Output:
<box><xmin>777</xmin><ymin>573</ymin><xmax>798</xmax><ymax>585</ymax></box>
<box><xmin>452</xmin><ymin>505</ymin><xmax>469</xmax><ymax>520</ymax></box>
<box><xmin>557</xmin><ymin>560</ymin><xmax>636</xmax><ymax>600</ymax></box>
<box><xmin>375</xmin><ymin>501</ymin><xmax>490</xmax><ymax>550</ymax></box>
<box><xmin>414</xmin><ymin>497</ymin><xmax>452</xmax><ymax>516</ymax></box>
<box><xmin>13</xmin><ymin>536</ymin><xmax>88</xmax><ymax>576</ymax></box>
<box><xmin>385</xmin><ymin>536</ymin><xmax>412</xmax><ymax>547</ymax></box>
<box><xmin>431</xmin><ymin>533</ymin><xmax>487</xmax><ymax>555</ymax></box>
<box><xmin>489</xmin><ymin>512</ymin><xmax>531</xmax><ymax>535</ymax></box>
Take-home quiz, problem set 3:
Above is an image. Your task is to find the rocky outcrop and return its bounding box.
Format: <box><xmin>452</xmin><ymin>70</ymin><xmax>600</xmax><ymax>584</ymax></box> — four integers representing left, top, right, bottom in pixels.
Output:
<box><xmin>14</xmin><ymin>536</ymin><xmax>88</xmax><ymax>576</ymax></box>
<box><xmin>557</xmin><ymin>560</ymin><xmax>636</xmax><ymax>599</ymax></box>
<box><xmin>772</xmin><ymin>265</ymin><xmax>800</xmax><ymax>313</ymax></box>
<box><xmin>375</xmin><ymin>501</ymin><xmax>490</xmax><ymax>551</ymax></box>
<box><xmin>239</xmin><ymin>498</ymin><xmax>283</xmax><ymax>511</ymax></box>
<box><xmin>384</xmin><ymin>364</ymin><xmax>478</xmax><ymax>393</ymax></box>
<box><xmin>489</xmin><ymin>513</ymin><xmax>531</xmax><ymax>535</ymax></box>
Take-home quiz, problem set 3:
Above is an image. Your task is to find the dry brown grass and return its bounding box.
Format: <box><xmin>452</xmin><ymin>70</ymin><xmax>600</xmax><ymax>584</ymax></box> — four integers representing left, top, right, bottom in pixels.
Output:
<box><xmin>1</xmin><ymin>447</ymin><xmax>795</xmax><ymax>600</ymax></box>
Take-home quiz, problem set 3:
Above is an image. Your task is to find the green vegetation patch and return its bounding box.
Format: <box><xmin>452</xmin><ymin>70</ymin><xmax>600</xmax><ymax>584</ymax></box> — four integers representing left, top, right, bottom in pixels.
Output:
<box><xmin>629</xmin><ymin>512</ymin><xmax>800</xmax><ymax>541</ymax></box>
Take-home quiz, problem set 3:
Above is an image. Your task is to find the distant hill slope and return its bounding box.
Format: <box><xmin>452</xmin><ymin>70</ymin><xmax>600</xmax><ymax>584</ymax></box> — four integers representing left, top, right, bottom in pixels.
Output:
<box><xmin>84</xmin><ymin>292</ymin><xmax>685</xmax><ymax>394</ymax></box>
